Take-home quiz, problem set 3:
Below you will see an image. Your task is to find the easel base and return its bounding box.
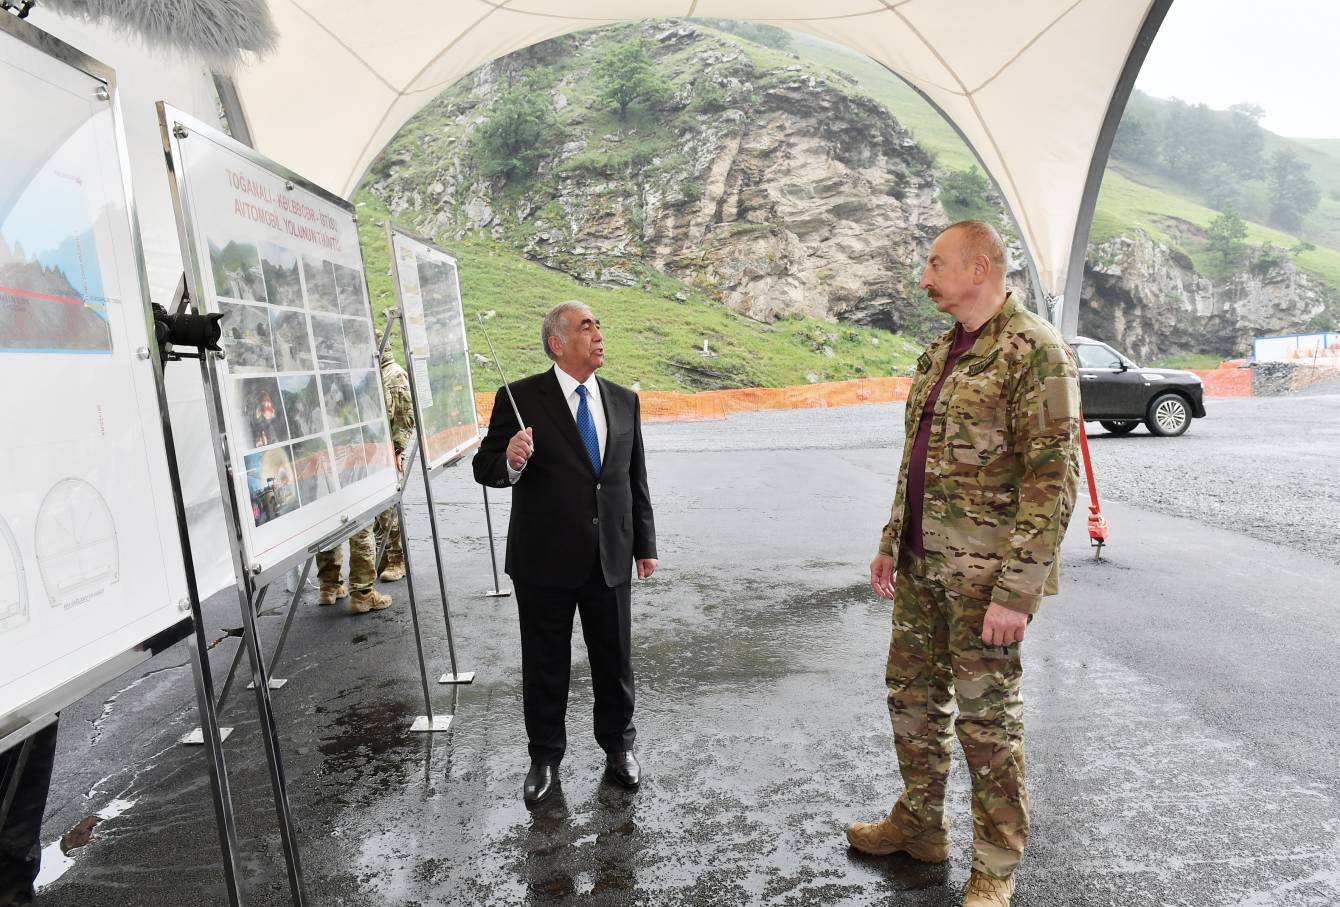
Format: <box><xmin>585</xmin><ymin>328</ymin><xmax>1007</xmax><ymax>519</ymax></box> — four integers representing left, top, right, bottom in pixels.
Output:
<box><xmin>410</xmin><ymin>715</ymin><xmax>453</xmax><ymax>733</ymax></box>
<box><xmin>439</xmin><ymin>671</ymin><xmax>476</xmax><ymax>684</ymax></box>
<box><xmin>246</xmin><ymin>678</ymin><xmax>288</xmax><ymax>690</ymax></box>
<box><xmin>181</xmin><ymin>727</ymin><xmax>235</xmax><ymax>746</ymax></box>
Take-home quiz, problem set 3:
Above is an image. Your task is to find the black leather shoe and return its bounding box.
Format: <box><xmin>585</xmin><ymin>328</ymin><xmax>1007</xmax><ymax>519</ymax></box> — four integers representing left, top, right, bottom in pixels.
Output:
<box><xmin>523</xmin><ymin>762</ymin><xmax>559</xmax><ymax>806</ymax></box>
<box><xmin>605</xmin><ymin>750</ymin><xmax>641</xmax><ymax>788</ymax></box>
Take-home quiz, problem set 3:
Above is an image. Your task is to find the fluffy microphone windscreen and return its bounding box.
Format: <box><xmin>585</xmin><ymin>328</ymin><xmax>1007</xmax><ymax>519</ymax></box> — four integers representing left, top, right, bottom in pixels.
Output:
<box><xmin>38</xmin><ymin>0</ymin><xmax>278</xmax><ymax>64</ymax></box>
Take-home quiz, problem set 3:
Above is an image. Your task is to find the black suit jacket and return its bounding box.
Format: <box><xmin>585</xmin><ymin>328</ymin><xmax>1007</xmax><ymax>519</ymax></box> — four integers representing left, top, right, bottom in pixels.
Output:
<box><xmin>473</xmin><ymin>368</ymin><xmax>657</xmax><ymax>589</ymax></box>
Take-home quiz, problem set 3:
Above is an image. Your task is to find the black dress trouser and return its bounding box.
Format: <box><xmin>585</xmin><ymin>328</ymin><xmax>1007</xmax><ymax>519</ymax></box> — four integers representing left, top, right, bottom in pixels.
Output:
<box><xmin>514</xmin><ymin>560</ymin><xmax>635</xmax><ymax>765</ymax></box>
<box><xmin>0</xmin><ymin>720</ymin><xmax>58</xmax><ymax>907</ymax></box>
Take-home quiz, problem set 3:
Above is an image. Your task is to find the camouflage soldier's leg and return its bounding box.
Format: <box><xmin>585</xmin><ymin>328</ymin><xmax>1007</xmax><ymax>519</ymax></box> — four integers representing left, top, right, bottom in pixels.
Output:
<box><xmin>376</xmin><ymin>506</ymin><xmax>405</xmax><ymax>582</ymax></box>
<box><xmin>885</xmin><ymin>570</ymin><xmax>955</xmax><ymax>840</ymax></box>
<box><xmin>316</xmin><ymin>547</ymin><xmax>346</xmax><ymax>605</ymax></box>
<box><xmin>379</xmin><ymin>506</ymin><xmax>402</xmax><ymax>562</ymax></box>
<box><xmin>347</xmin><ymin>527</ymin><xmax>377</xmax><ymax>593</ymax></box>
<box><xmin>947</xmin><ymin>589</ymin><xmax>1028</xmax><ymax>880</ymax></box>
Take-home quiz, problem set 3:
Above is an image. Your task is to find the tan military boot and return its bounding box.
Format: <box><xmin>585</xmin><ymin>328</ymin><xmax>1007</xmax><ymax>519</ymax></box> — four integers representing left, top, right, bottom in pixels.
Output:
<box><xmin>845</xmin><ymin>816</ymin><xmax>950</xmax><ymax>862</ymax></box>
<box><xmin>349</xmin><ymin>589</ymin><xmax>392</xmax><ymax>614</ymax></box>
<box><xmin>378</xmin><ymin>558</ymin><xmax>406</xmax><ymax>583</ymax></box>
<box><xmin>318</xmin><ymin>583</ymin><xmax>348</xmax><ymax>606</ymax></box>
<box><xmin>962</xmin><ymin>870</ymin><xmax>1015</xmax><ymax>906</ymax></box>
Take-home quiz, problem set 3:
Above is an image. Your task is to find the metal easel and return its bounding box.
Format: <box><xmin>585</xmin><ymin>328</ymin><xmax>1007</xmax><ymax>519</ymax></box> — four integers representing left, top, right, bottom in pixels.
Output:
<box><xmin>374</xmin><ymin>303</ymin><xmax>476</xmax><ymax>686</ymax></box>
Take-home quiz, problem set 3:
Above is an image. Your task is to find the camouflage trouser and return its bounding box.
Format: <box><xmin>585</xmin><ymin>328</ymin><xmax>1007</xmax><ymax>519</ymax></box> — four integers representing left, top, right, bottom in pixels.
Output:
<box><xmin>375</xmin><ymin>505</ymin><xmax>402</xmax><ymax>564</ymax></box>
<box><xmin>885</xmin><ymin>556</ymin><xmax>1028</xmax><ymax>879</ymax></box>
<box><xmin>316</xmin><ymin>526</ymin><xmax>377</xmax><ymax>593</ymax></box>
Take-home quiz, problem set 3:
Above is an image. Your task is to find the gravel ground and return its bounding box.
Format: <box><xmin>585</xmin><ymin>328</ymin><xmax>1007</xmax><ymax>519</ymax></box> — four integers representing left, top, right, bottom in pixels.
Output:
<box><xmin>644</xmin><ymin>391</ymin><xmax>1340</xmax><ymax>561</ymax></box>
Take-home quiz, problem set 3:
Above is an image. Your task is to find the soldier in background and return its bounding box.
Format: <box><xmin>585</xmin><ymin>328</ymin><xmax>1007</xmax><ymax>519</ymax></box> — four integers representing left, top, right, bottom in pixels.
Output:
<box><xmin>316</xmin><ymin>525</ymin><xmax>387</xmax><ymax>614</ymax></box>
<box><xmin>376</xmin><ymin>350</ymin><xmax>414</xmax><ymax>583</ymax></box>
<box><xmin>845</xmin><ymin>221</ymin><xmax>1080</xmax><ymax>907</ymax></box>
<box><xmin>315</xmin><ymin>350</ymin><xmax>415</xmax><ymax>610</ymax></box>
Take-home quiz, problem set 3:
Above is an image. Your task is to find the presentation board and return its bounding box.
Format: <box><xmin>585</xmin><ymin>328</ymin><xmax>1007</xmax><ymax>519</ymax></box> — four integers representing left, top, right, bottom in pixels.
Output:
<box><xmin>160</xmin><ymin>105</ymin><xmax>398</xmax><ymax>580</ymax></box>
<box><xmin>0</xmin><ymin>17</ymin><xmax>190</xmax><ymax>738</ymax></box>
<box><xmin>387</xmin><ymin>226</ymin><xmax>480</xmax><ymax>471</ymax></box>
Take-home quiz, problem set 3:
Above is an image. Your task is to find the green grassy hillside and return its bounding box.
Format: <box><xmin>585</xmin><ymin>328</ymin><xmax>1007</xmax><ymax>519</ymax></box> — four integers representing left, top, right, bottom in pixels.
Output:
<box><xmin>786</xmin><ymin>31</ymin><xmax>1340</xmax><ymax>295</ymax></box>
<box><xmin>356</xmin><ymin>195</ymin><xmax>921</xmax><ymax>393</ymax></box>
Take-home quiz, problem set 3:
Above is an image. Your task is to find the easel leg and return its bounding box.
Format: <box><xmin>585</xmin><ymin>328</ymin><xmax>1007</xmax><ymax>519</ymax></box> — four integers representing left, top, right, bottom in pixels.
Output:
<box><xmin>186</xmin><ymin>617</ymin><xmax>245</xmax><ymax>906</ymax></box>
<box><xmin>421</xmin><ymin>469</ymin><xmax>474</xmax><ymax>685</ymax></box>
<box><xmin>236</xmin><ymin>581</ymin><xmax>307</xmax><ymax>905</ymax></box>
<box><xmin>481</xmin><ymin>485</ymin><xmax>511</xmax><ymax>598</ymax></box>
<box><xmin>247</xmin><ymin>557</ymin><xmax>313</xmax><ymax>691</ymax></box>
<box><xmin>182</xmin><ymin>586</ymin><xmax>272</xmax><ymax>746</ymax></box>
<box><xmin>400</xmin><ymin>501</ymin><xmax>451</xmax><ymax>733</ymax></box>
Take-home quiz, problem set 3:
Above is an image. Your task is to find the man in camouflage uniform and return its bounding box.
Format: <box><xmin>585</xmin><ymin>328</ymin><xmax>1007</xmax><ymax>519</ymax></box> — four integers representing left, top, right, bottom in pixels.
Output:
<box><xmin>316</xmin><ymin>526</ymin><xmax>386</xmax><ymax>613</ymax></box>
<box><xmin>375</xmin><ymin>350</ymin><xmax>415</xmax><ymax>582</ymax></box>
<box><xmin>846</xmin><ymin>221</ymin><xmax>1080</xmax><ymax>907</ymax></box>
<box><xmin>315</xmin><ymin>353</ymin><xmax>414</xmax><ymax>612</ymax></box>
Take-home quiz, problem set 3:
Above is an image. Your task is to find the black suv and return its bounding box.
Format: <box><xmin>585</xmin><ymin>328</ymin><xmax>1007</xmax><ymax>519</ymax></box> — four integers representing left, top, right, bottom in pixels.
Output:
<box><xmin>1068</xmin><ymin>337</ymin><xmax>1207</xmax><ymax>436</ymax></box>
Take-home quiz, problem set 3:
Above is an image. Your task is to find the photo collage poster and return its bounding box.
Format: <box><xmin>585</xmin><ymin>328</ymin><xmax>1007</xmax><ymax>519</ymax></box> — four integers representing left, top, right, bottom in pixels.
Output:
<box><xmin>389</xmin><ymin>229</ymin><xmax>480</xmax><ymax>471</ymax></box>
<box><xmin>169</xmin><ymin>114</ymin><xmax>397</xmax><ymax>573</ymax></box>
<box><xmin>1</xmin><ymin>25</ymin><xmax>188</xmax><ymax>722</ymax></box>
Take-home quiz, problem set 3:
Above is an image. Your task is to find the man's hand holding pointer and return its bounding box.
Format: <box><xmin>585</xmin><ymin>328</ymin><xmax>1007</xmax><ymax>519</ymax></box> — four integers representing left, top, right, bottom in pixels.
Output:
<box><xmin>507</xmin><ymin>427</ymin><xmax>534</xmax><ymax>471</ymax></box>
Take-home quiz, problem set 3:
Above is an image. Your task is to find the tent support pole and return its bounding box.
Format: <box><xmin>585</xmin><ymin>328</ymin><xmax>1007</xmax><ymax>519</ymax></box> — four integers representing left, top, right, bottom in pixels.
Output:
<box><xmin>1058</xmin><ymin>0</ymin><xmax>1174</xmax><ymax>337</ymax></box>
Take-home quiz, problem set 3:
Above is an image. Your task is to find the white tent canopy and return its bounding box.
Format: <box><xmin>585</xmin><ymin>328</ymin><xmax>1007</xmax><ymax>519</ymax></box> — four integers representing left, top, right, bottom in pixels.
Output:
<box><xmin>228</xmin><ymin>0</ymin><xmax>1170</xmax><ymax>331</ymax></box>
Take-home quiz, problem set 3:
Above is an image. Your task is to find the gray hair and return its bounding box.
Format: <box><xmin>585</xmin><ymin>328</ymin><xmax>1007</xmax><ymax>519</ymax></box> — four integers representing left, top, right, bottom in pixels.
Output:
<box><xmin>541</xmin><ymin>300</ymin><xmax>590</xmax><ymax>360</ymax></box>
<box><xmin>944</xmin><ymin>219</ymin><xmax>1008</xmax><ymax>279</ymax></box>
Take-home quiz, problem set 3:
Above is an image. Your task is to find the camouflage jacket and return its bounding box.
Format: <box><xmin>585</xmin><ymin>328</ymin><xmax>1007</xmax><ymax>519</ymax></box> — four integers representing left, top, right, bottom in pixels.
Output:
<box><xmin>878</xmin><ymin>293</ymin><xmax>1080</xmax><ymax>613</ymax></box>
<box><xmin>380</xmin><ymin>354</ymin><xmax>415</xmax><ymax>457</ymax></box>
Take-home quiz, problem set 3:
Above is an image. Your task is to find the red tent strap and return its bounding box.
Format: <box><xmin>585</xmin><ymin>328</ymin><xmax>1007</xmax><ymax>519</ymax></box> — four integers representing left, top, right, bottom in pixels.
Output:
<box><xmin>1076</xmin><ymin>413</ymin><xmax>1108</xmax><ymax>558</ymax></box>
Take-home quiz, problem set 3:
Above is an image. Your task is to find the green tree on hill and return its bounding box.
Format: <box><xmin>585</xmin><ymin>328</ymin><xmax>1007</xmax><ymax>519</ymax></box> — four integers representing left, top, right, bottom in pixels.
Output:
<box><xmin>1206</xmin><ymin>207</ymin><xmax>1249</xmax><ymax>271</ymax></box>
<box><xmin>1225</xmin><ymin>103</ymin><xmax>1266</xmax><ymax>179</ymax></box>
<box><xmin>1112</xmin><ymin>113</ymin><xmax>1157</xmax><ymax>164</ymax></box>
<box><xmin>1267</xmin><ymin>148</ymin><xmax>1321</xmax><ymax>232</ymax></box>
<box><xmin>474</xmin><ymin>73</ymin><xmax>559</xmax><ymax>182</ymax></box>
<box><xmin>1203</xmin><ymin>162</ymin><xmax>1239</xmax><ymax>211</ymax></box>
<box><xmin>596</xmin><ymin>37</ymin><xmax>668</xmax><ymax>120</ymax></box>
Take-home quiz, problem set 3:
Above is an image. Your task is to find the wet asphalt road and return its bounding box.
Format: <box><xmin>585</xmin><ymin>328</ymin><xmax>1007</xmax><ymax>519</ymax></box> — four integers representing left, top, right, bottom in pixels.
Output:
<box><xmin>32</xmin><ymin>393</ymin><xmax>1340</xmax><ymax>906</ymax></box>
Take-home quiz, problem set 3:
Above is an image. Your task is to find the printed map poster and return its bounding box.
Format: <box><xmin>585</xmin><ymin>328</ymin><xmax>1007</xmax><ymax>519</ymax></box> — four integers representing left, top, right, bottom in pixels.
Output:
<box><xmin>387</xmin><ymin>227</ymin><xmax>480</xmax><ymax>471</ymax></box>
<box><xmin>162</xmin><ymin>105</ymin><xmax>396</xmax><ymax>577</ymax></box>
<box><xmin>1</xmin><ymin>21</ymin><xmax>189</xmax><ymax>732</ymax></box>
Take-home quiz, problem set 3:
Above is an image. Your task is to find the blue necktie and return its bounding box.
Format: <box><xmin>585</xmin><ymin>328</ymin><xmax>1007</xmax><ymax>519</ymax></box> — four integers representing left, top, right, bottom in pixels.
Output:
<box><xmin>575</xmin><ymin>385</ymin><xmax>601</xmax><ymax>475</ymax></box>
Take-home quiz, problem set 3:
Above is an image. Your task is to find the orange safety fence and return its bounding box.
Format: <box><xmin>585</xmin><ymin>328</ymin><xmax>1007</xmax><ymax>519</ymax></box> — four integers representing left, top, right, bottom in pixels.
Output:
<box><xmin>1192</xmin><ymin>368</ymin><xmax>1253</xmax><ymax>397</ymax></box>
<box><xmin>475</xmin><ymin>376</ymin><xmax>914</xmax><ymax>425</ymax></box>
<box><xmin>474</xmin><ymin>366</ymin><xmax>1269</xmax><ymax>427</ymax></box>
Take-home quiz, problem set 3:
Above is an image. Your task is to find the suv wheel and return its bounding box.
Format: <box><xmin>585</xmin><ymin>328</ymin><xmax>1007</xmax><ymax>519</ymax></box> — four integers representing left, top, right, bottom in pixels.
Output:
<box><xmin>1145</xmin><ymin>393</ymin><xmax>1191</xmax><ymax>437</ymax></box>
<box><xmin>1099</xmin><ymin>420</ymin><xmax>1139</xmax><ymax>435</ymax></box>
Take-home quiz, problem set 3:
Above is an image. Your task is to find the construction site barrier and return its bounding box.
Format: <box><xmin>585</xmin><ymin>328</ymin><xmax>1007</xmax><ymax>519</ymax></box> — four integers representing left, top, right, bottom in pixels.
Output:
<box><xmin>472</xmin><ymin>365</ymin><xmax>1298</xmax><ymax>427</ymax></box>
<box><xmin>474</xmin><ymin>377</ymin><xmax>913</xmax><ymax>425</ymax></box>
<box><xmin>1191</xmin><ymin>368</ymin><xmax>1252</xmax><ymax>398</ymax></box>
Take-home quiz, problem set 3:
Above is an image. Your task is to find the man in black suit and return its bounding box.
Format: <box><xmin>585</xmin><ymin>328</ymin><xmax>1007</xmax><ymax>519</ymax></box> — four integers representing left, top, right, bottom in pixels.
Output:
<box><xmin>473</xmin><ymin>301</ymin><xmax>657</xmax><ymax>806</ymax></box>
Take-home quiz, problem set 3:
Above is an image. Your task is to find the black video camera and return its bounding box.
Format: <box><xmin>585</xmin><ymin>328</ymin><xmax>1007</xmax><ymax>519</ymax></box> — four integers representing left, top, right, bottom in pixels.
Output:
<box><xmin>151</xmin><ymin>303</ymin><xmax>222</xmax><ymax>364</ymax></box>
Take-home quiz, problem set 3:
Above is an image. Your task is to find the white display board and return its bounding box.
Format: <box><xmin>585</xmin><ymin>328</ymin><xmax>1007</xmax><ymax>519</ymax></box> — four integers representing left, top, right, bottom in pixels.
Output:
<box><xmin>387</xmin><ymin>226</ymin><xmax>480</xmax><ymax>471</ymax></box>
<box><xmin>0</xmin><ymin>18</ymin><xmax>189</xmax><ymax>733</ymax></box>
<box><xmin>160</xmin><ymin>105</ymin><xmax>398</xmax><ymax>579</ymax></box>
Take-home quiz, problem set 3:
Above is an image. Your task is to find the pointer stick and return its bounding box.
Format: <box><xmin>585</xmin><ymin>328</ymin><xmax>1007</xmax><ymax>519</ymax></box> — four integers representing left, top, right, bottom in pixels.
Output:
<box><xmin>475</xmin><ymin>312</ymin><xmax>526</xmax><ymax>430</ymax></box>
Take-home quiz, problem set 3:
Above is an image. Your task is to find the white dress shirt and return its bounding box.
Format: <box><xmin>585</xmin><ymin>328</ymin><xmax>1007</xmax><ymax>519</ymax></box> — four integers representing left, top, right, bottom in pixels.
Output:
<box><xmin>507</xmin><ymin>365</ymin><xmax>606</xmax><ymax>483</ymax></box>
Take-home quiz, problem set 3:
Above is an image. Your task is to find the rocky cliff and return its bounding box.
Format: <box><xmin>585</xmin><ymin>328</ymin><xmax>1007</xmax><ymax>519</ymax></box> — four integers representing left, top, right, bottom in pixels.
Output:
<box><xmin>1081</xmin><ymin>231</ymin><xmax>1327</xmax><ymax>360</ymax></box>
<box><xmin>369</xmin><ymin>23</ymin><xmax>948</xmax><ymax>336</ymax></box>
<box><xmin>365</xmin><ymin>21</ymin><xmax>1331</xmax><ymax>360</ymax></box>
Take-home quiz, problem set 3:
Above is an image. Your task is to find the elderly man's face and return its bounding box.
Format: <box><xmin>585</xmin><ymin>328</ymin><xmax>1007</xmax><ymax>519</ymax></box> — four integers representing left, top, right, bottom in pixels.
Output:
<box><xmin>551</xmin><ymin>305</ymin><xmax>604</xmax><ymax>376</ymax></box>
<box><xmin>919</xmin><ymin>229</ymin><xmax>980</xmax><ymax>320</ymax></box>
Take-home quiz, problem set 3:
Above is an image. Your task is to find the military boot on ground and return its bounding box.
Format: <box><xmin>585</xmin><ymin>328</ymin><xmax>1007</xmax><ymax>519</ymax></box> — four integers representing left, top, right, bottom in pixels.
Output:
<box><xmin>962</xmin><ymin>870</ymin><xmax>1015</xmax><ymax>907</ymax></box>
<box><xmin>349</xmin><ymin>589</ymin><xmax>392</xmax><ymax>614</ymax></box>
<box><xmin>378</xmin><ymin>557</ymin><xmax>406</xmax><ymax>583</ymax></box>
<box><xmin>318</xmin><ymin>583</ymin><xmax>349</xmax><ymax>606</ymax></box>
<box><xmin>845</xmin><ymin>816</ymin><xmax>950</xmax><ymax>862</ymax></box>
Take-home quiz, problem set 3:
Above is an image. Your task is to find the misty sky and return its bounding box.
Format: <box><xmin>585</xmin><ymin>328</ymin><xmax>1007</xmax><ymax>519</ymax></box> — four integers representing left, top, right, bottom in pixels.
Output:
<box><xmin>1135</xmin><ymin>0</ymin><xmax>1340</xmax><ymax>139</ymax></box>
